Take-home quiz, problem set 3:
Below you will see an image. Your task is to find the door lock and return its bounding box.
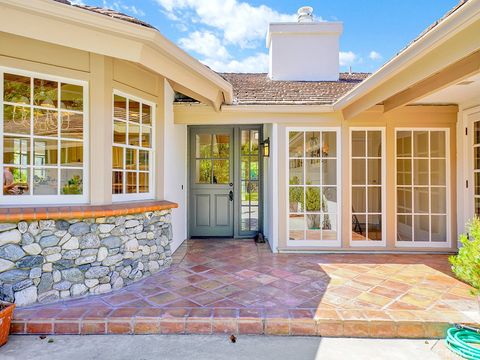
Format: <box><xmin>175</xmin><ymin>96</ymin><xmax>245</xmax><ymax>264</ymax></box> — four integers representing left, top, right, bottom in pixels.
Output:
<box><xmin>228</xmin><ymin>190</ymin><xmax>234</xmax><ymax>201</ymax></box>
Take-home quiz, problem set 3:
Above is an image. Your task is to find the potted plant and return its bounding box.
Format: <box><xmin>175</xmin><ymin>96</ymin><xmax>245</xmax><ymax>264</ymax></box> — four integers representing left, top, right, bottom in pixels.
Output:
<box><xmin>449</xmin><ymin>217</ymin><xmax>480</xmax><ymax>300</ymax></box>
<box><xmin>0</xmin><ymin>301</ymin><xmax>16</xmax><ymax>347</ymax></box>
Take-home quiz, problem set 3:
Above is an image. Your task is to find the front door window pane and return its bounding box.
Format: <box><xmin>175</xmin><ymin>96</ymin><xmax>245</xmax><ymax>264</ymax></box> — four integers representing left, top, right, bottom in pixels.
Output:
<box><xmin>194</xmin><ymin>133</ymin><xmax>230</xmax><ymax>185</ymax></box>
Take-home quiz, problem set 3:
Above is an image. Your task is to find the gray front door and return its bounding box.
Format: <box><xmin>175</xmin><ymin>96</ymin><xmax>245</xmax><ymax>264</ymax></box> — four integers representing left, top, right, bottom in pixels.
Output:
<box><xmin>189</xmin><ymin>127</ymin><xmax>234</xmax><ymax>237</ymax></box>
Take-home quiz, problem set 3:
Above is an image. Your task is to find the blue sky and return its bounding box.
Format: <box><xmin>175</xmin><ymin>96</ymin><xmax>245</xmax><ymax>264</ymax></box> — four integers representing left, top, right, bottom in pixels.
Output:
<box><xmin>73</xmin><ymin>0</ymin><xmax>459</xmax><ymax>73</ymax></box>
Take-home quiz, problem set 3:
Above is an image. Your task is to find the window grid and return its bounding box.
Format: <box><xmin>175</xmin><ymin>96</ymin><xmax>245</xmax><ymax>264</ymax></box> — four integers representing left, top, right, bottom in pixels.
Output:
<box><xmin>240</xmin><ymin>129</ymin><xmax>259</xmax><ymax>232</ymax></box>
<box><xmin>288</xmin><ymin>130</ymin><xmax>339</xmax><ymax>243</ymax></box>
<box><xmin>112</xmin><ymin>92</ymin><xmax>153</xmax><ymax>198</ymax></box>
<box><xmin>1</xmin><ymin>71</ymin><xmax>86</xmax><ymax>202</ymax></box>
<box><xmin>351</xmin><ymin>129</ymin><xmax>384</xmax><ymax>245</ymax></box>
<box><xmin>395</xmin><ymin>129</ymin><xmax>449</xmax><ymax>245</ymax></box>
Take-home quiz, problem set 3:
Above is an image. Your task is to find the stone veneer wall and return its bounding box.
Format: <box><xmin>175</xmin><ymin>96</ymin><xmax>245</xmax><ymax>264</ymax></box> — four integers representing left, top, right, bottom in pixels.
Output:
<box><xmin>0</xmin><ymin>210</ymin><xmax>172</xmax><ymax>306</ymax></box>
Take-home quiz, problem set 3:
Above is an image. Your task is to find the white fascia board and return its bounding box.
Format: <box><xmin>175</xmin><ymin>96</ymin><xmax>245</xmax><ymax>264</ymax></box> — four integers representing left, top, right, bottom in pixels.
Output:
<box><xmin>0</xmin><ymin>0</ymin><xmax>233</xmax><ymax>104</ymax></box>
<box><xmin>334</xmin><ymin>0</ymin><xmax>480</xmax><ymax>111</ymax></box>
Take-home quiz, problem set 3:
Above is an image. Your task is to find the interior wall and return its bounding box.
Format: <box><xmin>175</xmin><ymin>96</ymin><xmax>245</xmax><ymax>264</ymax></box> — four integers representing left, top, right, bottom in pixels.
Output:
<box><xmin>163</xmin><ymin>80</ymin><xmax>187</xmax><ymax>253</ymax></box>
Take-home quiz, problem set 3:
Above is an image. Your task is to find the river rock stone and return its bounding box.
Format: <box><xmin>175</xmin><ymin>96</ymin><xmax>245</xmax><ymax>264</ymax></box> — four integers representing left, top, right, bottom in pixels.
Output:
<box><xmin>15</xmin><ymin>286</ymin><xmax>37</xmax><ymax>306</ymax></box>
<box><xmin>62</xmin><ymin>236</ymin><xmax>79</xmax><ymax>250</ymax></box>
<box><xmin>97</xmin><ymin>247</ymin><xmax>108</xmax><ymax>262</ymax></box>
<box><xmin>62</xmin><ymin>268</ymin><xmax>84</xmax><ymax>282</ymax></box>
<box><xmin>21</xmin><ymin>232</ymin><xmax>35</xmax><ymax>245</ymax></box>
<box><xmin>101</xmin><ymin>236</ymin><xmax>121</xmax><ymax>249</ymax></box>
<box><xmin>71</xmin><ymin>283</ymin><xmax>88</xmax><ymax>296</ymax></box>
<box><xmin>38</xmin><ymin>273</ymin><xmax>53</xmax><ymax>294</ymax></box>
<box><xmin>69</xmin><ymin>222</ymin><xmax>90</xmax><ymax>236</ymax></box>
<box><xmin>39</xmin><ymin>235</ymin><xmax>59</xmax><ymax>248</ymax></box>
<box><xmin>23</xmin><ymin>243</ymin><xmax>42</xmax><ymax>255</ymax></box>
<box><xmin>17</xmin><ymin>221</ymin><xmax>28</xmax><ymax>234</ymax></box>
<box><xmin>79</xmin><ymin>233</ymin><xmax>100</xmax><ymax>249</ymax></box>
<box><xmin>53</xmin><ymin>280</ymin><xmax>72</xmax><ymax>291</ymax></box>
<box><xmin>0</xmin><ymin>244</ymin><xmax>25</xmax><ymax>261</ymax></box>
<box><xmin>0</xmin><ymin>258</ymin><xmax>15</xmax><ymax>272</ymax></box>
<box><xmin>85</xmin><ymin>266</ymin><xmax>109</xmax><ymax>279</ymax></box>
<box><xmin>16</xmin><ymin>255</ymin><xmax>43</xmax><ymax>268</ymax></box>
<box><xmin>13</xmin><ymin>279</ymin><xmax>33</xmax><ymax>292</ymax></box>
<box><xmin>56</xmin><ymin>220</ymin><xmax>70</xmax><ymax>231</ymax></box>
<box><xmin>98</xmin><ymin>224</ymin><xmax>115</xmax><ymax>234</ymax></box>
<box><xmin>29</xmin><ymin>267</ymin><xmax>42</xmax><ymax>279</ymax></box>
<box><xmin>0</xmin><ymin>229</ymin><xmax>21</xmax><ymax>246</ymax></box>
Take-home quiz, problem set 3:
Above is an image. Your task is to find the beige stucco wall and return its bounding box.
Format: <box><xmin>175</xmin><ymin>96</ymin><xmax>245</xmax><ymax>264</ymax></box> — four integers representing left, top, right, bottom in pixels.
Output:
<box><xmin>175</xmin><ymin>104</ymin><xmax>458</xmax><ymax>252</ymax></box>
<box><xmin>0</xmin><ymin>32</ymin><xmax>168</xmax><ymax>206</ymax></box>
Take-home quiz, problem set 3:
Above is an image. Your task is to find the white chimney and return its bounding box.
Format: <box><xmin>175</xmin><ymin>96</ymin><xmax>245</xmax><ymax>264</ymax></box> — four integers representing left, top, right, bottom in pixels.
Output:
<box><xmin>266</xmin><ymin>7</ymin><xmax>343</xmax><ymax>81</ymax></box>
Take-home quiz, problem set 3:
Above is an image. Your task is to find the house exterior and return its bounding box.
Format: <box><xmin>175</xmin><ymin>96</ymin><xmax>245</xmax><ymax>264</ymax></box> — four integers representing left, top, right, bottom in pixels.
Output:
<box><xmin>0</xmin><ymin>0</ymin><xmax>479</xmax><ymax>305</ymax></box>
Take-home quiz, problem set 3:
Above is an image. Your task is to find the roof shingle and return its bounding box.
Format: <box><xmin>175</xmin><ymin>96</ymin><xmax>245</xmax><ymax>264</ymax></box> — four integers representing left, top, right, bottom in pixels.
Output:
<box><xmin>218</xmin><ymin>72</ymin><xmax>370</xmax><ymax>105</ymax></box>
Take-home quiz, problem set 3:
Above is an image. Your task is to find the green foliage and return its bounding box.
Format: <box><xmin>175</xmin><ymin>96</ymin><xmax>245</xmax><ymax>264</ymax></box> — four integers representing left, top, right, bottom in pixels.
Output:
<box><xmin>449</xmin><ymin>217</ymin><xmax>480</xmax><ymax>295</ymax></box>
<box><xmin>62</xmin><ymin>175</ymin><xmax>83</xmax><ymax>195</ymax></box>
<box><xmin>306</xmin><ymin>187</ymin><xmax>320</xmax><ymax>212</ymax></box>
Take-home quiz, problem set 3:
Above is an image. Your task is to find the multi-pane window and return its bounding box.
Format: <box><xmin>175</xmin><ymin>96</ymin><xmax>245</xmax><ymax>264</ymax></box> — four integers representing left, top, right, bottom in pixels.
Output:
<box><xmin>1</xmin><ymin>71</ymin><xmax>86</xmax><ymax>203</ymax></box>
<box><xmin>288</xmin><ymin>129</ymin><xmax>340</xmax><ymax>245</ymax></box>
<box><xmin>396</xmin><ymin>129</ymin><xmax>449</xmax><ymax>245</ymax></box>
<box><xmin>351</xmin><ymin>129</ymin><xmax>385</xmax><ymax>245</ymax></box>
<box><xmin>240</xmin><ymin>129</ymin><xmax>260</xmax><ymax>233</ymax></box>
<box><xmin>112</xmin><ymin>92</ymin><xmax>153</xmax><ymax>199</ymax></box>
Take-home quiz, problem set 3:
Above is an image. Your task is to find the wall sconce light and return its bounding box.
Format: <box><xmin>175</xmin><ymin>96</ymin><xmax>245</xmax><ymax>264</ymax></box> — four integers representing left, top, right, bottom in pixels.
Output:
<box><xmin>261</xmin><ymin>137</ymin><xmax>270</xmax><ymax>157</ymax></box>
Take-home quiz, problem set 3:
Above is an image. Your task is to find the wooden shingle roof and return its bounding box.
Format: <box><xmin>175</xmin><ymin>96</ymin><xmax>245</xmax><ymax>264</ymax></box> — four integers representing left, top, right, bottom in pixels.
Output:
<box><xmin>218</xmin><ymin>72</ymin><xmax>370</xmax><ymax>105</ymax></box>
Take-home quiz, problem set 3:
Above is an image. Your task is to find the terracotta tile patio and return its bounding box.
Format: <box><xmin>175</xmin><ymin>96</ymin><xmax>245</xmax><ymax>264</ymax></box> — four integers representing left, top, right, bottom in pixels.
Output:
<box><xmin>11</xmin><ymin>239</ymin><xmax>479</xmax><ymax>338</ymax></box>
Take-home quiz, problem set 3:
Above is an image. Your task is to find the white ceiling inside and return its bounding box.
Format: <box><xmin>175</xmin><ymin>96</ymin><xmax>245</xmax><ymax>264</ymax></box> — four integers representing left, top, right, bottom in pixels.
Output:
<box><xmin>414</xmin><ymin>72</ymin><xmax>480</xmax><ymax>105</ymax></box>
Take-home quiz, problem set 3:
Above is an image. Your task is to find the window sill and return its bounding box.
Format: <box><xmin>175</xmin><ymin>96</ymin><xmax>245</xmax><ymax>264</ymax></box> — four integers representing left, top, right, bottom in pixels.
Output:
<box><xmin>0</xmin><ymin>200</ymin><xmax>178</xmax><ymax>222</ymax></box>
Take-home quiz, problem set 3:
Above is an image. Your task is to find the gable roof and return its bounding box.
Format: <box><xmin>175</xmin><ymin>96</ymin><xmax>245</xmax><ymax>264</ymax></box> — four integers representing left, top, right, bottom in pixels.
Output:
<box><xmin>218</xmin><ymin>72</ymin><xmax>369</xmax><ymax>105</ymax></box>
<box><xmin>335</xmin><ymin>0</ymin><xmax>479</xmax><ymax>116</ymax></box>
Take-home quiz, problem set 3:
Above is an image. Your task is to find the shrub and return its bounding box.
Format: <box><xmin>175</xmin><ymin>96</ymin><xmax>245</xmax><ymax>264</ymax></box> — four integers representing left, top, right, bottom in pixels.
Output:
<box><xmin>449</xmin><ymin>217</ymin><xmax>480</xmax><ymax>295</ymax></box>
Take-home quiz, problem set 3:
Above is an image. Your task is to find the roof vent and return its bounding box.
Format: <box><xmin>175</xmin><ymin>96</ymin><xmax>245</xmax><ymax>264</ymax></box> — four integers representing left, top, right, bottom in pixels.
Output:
<box><xmin>297</xmin><ymin>6</ymin><xmax>314</xmax><ymax>23</ymax></box>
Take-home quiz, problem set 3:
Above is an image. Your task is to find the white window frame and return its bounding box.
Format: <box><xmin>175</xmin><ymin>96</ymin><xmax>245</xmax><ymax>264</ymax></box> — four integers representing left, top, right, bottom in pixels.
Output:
<box><xmin>394</xmin><ymin>128</ymin><xmax>451</xmax><ymax>248</ymax></box>
<box><xmin>286</xmin><ymin>127</ymin><xmax>342</xmax><ymax>247</ymax></box>
<box><xmin>0</xmin><ymin>67</ymin><xmax>89</xmax><ymax>205</ymax></box>
<box><xmin>112</xmin><ymin>90</ymin><xmax>155</xmax><ymax>202</ymax></box>
<box><xmin>350</xmin><ymin>127</ymin><xmax>386</xmax><ymax>247</ymax></box>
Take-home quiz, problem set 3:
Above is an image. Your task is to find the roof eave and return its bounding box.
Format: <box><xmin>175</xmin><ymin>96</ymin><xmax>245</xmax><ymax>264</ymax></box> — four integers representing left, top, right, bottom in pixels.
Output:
<box><xmin>0</xmin><ymin>0</ymin><xmax>233</xmax><ymax>107</ymax></box>
<box><xmin>333</xmin><ymin>0</ymin><xmax>480</xmax><ymax>113</ymax></box>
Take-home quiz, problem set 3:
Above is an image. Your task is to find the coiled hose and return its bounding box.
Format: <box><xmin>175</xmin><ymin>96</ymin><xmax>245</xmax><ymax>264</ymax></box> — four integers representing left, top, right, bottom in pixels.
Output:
<box><xmin>446</xmin><ymin>324</ymin><xmax>480</xmax><ymax>359</ymax></box>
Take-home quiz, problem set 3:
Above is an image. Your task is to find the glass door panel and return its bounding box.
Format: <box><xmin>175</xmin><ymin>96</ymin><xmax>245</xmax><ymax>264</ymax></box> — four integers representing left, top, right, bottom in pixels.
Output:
<box><xmin>240</xmin><ymin>129</ymin><xmax>260</xmax><ymax>234</ymax></box>
<box><xmin>395</xmin><ymin>130</ymin><xmax>449</xmax><ymax>245</ymax></box>
<box><xmin>351</xmin><ymin>129</ymin><xmax>384</xmax><ymax>245</ymax></box>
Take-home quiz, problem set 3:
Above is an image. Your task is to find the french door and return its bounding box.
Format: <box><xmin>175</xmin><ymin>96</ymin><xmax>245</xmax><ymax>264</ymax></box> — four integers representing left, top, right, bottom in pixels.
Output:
<box><xmin>188</xmin><ymin>126</ymin><xmax>262</xmax><ymax>238</ymax></box>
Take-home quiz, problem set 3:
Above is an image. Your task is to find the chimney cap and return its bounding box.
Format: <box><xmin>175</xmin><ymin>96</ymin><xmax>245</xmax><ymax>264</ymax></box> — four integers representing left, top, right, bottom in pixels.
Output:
<box><xmin>297</xmin><ymin>6</ymin><xmax>314</xmax><ymax>23</ymax></box>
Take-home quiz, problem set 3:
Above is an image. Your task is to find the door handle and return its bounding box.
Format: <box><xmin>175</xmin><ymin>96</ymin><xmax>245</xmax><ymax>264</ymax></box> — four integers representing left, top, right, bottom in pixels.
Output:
<box><xmin>228</xmin><ymin>190</ymin><xmax>234</xmax><ymax>201</ymax></box>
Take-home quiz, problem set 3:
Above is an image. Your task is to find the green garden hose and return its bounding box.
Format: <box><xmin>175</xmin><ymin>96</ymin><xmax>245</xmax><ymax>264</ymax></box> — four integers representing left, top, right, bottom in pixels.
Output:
<box><xmin>446</xmin><ymin>324</ymin><xmax>480</xmax><ymax>359</ymax></box>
